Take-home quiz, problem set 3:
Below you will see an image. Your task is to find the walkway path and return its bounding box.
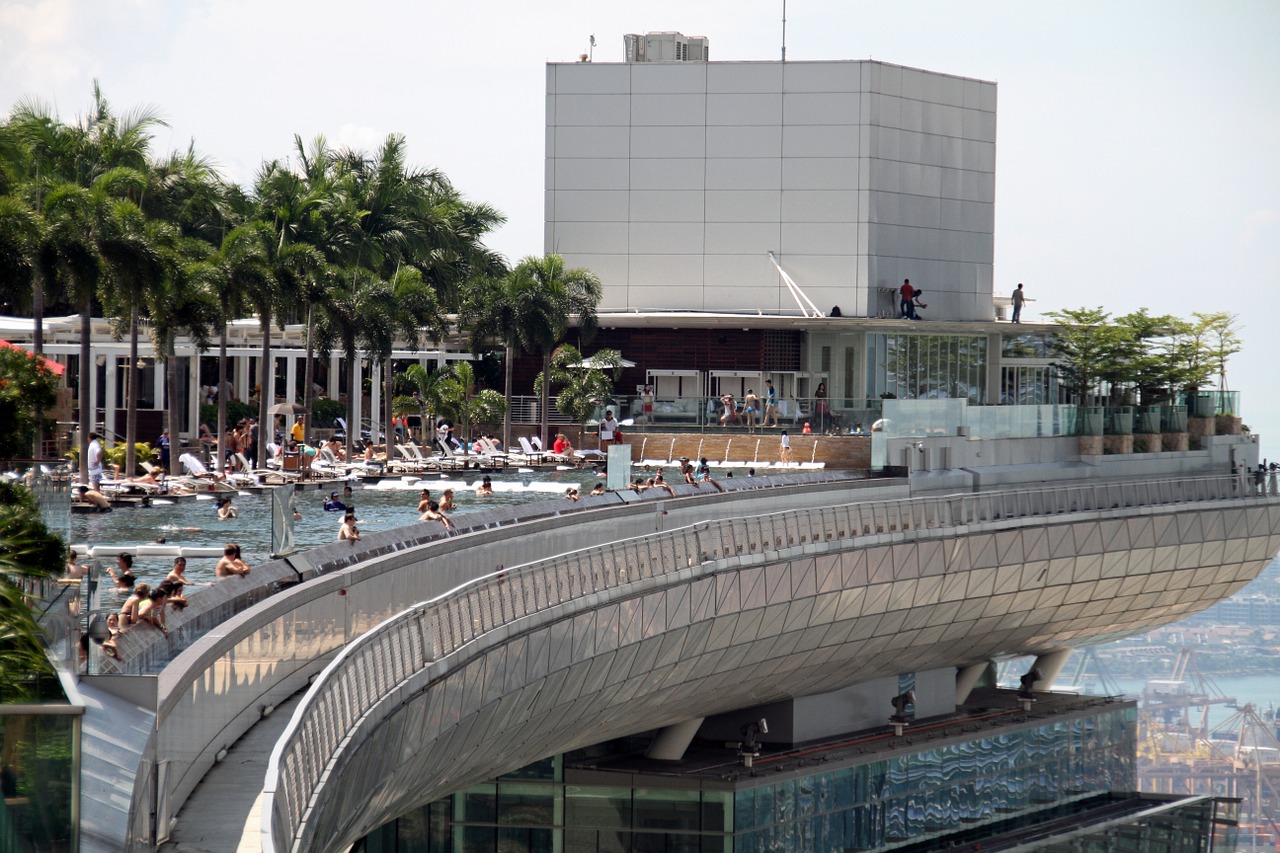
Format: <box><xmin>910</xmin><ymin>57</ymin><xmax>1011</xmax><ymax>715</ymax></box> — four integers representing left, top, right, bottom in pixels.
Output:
<box><xmin>161</xmin><ymin>690</ymin><xmax>306</xmax><ymax>852</ymax></box>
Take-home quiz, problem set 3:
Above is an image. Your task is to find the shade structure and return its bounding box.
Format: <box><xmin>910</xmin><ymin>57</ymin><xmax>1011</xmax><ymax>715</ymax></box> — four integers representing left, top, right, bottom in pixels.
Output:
<box><xmin>570</xmin><ymin>355</ymin><xmax>636</xmax><ymax>369</ymax></box>
<box><xmin>268</xmin><ymin>402</ymin><xmax>308</xmax><ymax>416</ymax></box>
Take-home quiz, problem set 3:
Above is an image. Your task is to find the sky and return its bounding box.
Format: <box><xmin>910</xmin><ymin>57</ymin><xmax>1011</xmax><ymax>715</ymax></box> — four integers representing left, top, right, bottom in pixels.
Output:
<box><xmin>2</xmin><ymin>0</ymin><xmax>1278</xmax><ymax>452</ymax></box>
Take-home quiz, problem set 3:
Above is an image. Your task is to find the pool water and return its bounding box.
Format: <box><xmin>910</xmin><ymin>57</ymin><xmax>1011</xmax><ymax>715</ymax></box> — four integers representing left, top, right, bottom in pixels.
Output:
<box><xmin>72</xmin><ymin>469</ymin><xmax>602</xmax><ymax>587</ymax></box>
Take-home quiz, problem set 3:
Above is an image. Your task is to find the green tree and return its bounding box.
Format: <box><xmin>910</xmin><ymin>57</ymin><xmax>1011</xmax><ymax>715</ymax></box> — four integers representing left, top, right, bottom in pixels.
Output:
<box><xmin>0</xmin><ymin>347</ymin><xmax>59</xmax><ymax>459</ymax></box>
<box><xmin>493</xmin><ymin>255</ymin><xmax>602</xmax><ymax>450</ymax></box>
<box><xmin>1045</xmin><ymin>307</ymin><xmax>1138</xmax><ymax>409</ymax></box>
<box><xmin>533</xmin><ymin>344</ymin><xmax>623</xmax><ymax>442</ymax></box>
<box><xmin>405</xmin><ymin>361</ymin><xmax>505</xmax><ymax>455</ymax></box>
<box><xmin>0</xmin><ymin>480</ymin><xmax>63</xmax><ymax>701</ymax></box>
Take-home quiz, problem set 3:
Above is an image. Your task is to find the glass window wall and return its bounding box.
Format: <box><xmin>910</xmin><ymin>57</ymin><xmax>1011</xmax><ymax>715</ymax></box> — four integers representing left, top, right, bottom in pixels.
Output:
<box><xmin>866</xmin><ymin>333</ymin><xmax>987</xmax><ymax>403</ymax></box>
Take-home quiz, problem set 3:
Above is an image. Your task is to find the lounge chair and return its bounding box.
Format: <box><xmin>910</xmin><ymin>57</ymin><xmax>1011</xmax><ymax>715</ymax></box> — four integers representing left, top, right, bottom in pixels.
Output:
<box><xmin>516</xmin><ymin>436</ymin><xmax>550</xmax><ymax>464</ymax></box>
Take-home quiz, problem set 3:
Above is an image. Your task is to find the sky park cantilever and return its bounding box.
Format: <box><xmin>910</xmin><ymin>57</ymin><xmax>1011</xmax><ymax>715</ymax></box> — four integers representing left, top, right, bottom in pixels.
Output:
<box><xmin>13</xmin><ymin>37</ymin><xmax>1280</xmax><ymax>853</ymax></box>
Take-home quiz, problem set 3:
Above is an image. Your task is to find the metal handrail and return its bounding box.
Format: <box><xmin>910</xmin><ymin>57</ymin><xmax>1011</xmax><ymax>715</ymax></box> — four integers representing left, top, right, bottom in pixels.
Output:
<box><xmin>264</xmin><ymin>473</ymin><xmax>1255</xmax><ymax>851</ymax></box>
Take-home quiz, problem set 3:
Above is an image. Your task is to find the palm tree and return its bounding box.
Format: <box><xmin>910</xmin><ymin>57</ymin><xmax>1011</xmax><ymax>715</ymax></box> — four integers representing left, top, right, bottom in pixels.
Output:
<box><xmin>499</xmin><ymin>255</ymin><xmax>603</xmax><ymax>450</ymax></box>
<box><xmin>534</xmin><ymin>344</ymin><xmax>624</xmax><ymax>442</ymax></box>
<box><xmin>0</xmin><ymin>480</ymin><xmax>64</xmax><ymax>701</ymax></box>
<box><xmin>417</xmin><ymin>360</ymin><xmax>506</xmax><ymax>455</ymax></box>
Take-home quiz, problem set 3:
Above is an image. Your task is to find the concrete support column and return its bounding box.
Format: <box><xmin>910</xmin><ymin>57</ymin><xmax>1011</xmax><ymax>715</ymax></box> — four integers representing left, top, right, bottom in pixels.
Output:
<box><xmin>286</xmin><ymin>354</ymin><xmax>297</xmax><ymax>405</ymax></box>
<box><xmin>955</xmin><ymin>662</ymin><xmax>990</xmax><ymax>705</ymax></box>
<box><xmin>1027</xmin><ymin>649</ymin><xmax>1073</xmax><ymax>691</ymax></box>
<box><xmin>152</xmin><ymin>355</ymin><xmax>164</xmax><ymax>413</ymax></box>
<box><xmin>352</xmin><ymin>354</ymin><xmax>363</xmax><ymax>441</ymax></box>
<box><xmin>329</xmin><ymin>355</ymin><xmax>341</xmax><ymax>400</ymax></box>
<box><xmin>88</xmin><ymin>352</ymin><xmax>101</xmax><ymax>433</ymax></box>
<box><xmin>370</xmin><ymin>359</ymin><xmax>381</xmax><ymax>443</ymax></box>
<box><xmin>186</xmin><ymin>349</ymin><xmax>201</xmax><ymax>443</ymax></box>
<box><xmin>645</xmin><ymin>718</ymin><xmax>705</xmax><ymax>762</ymax></box>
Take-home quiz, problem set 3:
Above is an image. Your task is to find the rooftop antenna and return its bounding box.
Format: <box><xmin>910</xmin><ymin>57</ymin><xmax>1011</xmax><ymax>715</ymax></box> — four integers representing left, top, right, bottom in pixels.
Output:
<box><xmin>589</xmin><ymin>34</ymin><xmax>596</xmax><ymax>62</ymax></box>
<box><xmin>781</xmin><ymin>0</ymin><xmax>787</xmax><ymax>62</ymax></box>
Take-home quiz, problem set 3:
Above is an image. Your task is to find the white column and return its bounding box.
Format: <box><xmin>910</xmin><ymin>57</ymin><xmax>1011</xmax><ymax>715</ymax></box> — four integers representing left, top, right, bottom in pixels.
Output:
<box><xmin>286</xmin><ymin>354</ymin><xmax>297</xmax><ymax>405</ymax></box>
<box><xmin>88</xmin><ymin>352</ymin><xmax>100</xmax><ymax>434</ymax></box>
<box><xmin>236</xmin><ymin>355</ymin><xmax>251</xmax><ymax>404</ymax></box>
<box><xmin>186</xmin><ymin>348</ymin><xmax>201</xmax><ymax>441</ymax></box>
<box><xmin>152</xmin><ymin>354</ymin><xmax>164</xmax><ymax>413</ymax></box>
<box><xmin>328</xmin><ymin>355</ymin><xmax>341</xmax><ymax>400</ymax></box>
<box><xmin>104</xmin><ymin>355</ymin><xmax>118</xmax><ymax>439</ymax></box>
<box><xmin>370</xmin><ymin>358</ymin><xmax>381</xmax><ymax>443</ymax></box>
<box><xmin>352</xmin><ymin>353</ymin><xmax>364</xmax><ymax>441</ymax></box>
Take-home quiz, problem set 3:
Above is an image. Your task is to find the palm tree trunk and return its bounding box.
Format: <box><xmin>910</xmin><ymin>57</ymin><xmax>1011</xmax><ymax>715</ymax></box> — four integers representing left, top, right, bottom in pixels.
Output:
<box><xmin>217</xmin><ymin>330</ymin><xmax>228</xmax><ymax>474</ymax></box>
<box><xmin>303</xmin><ymin>304</ymin><xmax>315</xmax><ymax>448</ymax></box>
<box><xmin>503</xmin><ymin>343</ymin><xmax>513</xmax><ymax>449</ymax></box>
<box><xmin>346</xmin><ymin>346</ymin><xmax>358</xmax><ymax>462</ymax></box>
<box><xmin>539</xmin><ymin>348</ymin><xmax>551</xmax><ymax>452</ymax></box>
<box><xmin>258</xmin><ymin>316</ymin><xmax>271</xmax><ymax>469</ymax></box>
<box><xmin>31</xmin><ymin>270</ymin><xmax>45</xmax><ymax>458</ymax></box>
<box><xmin>165</xmin><ymin>348</ymin><xmax>179</xmax><ymax>474</ymax></box>
<box><xmin>78</xmin><ymin>304</ymin><xmax>91</xmax><ymax>485</ymax></box>
<box><xmin>384</xmin><ymin>356</ymin><xmax>394</xmax><ymax>454</ymax></box>
<box><xmin>125</xmin><ymin>305</ymin><xmax>139</xmax><ymax>477</ymax></box>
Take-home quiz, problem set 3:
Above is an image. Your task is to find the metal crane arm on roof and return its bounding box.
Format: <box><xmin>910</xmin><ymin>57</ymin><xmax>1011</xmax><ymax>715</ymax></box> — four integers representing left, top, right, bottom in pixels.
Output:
<box><xmin>766</xmin><ymin>251</ymin><xmax>824</xmax><ymax>319</ymax></box>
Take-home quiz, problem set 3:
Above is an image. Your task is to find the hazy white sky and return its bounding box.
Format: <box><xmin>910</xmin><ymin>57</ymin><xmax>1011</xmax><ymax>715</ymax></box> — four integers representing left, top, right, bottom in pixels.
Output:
<box><xmin>3</xmin><ymin>1</ymin><xmax>1278</xmax><ymax>452</ymax></box>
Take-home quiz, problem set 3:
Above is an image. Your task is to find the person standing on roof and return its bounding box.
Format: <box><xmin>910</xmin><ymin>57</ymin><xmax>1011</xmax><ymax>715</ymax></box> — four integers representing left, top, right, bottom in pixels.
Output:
<box><xmin>1012</xmin><ymin>283</ymin><xmax>1025</xmax><ymax>324</ymax></box>
<box><xmin>900</xmin><ymin>279</ymin><xmax>916</xmax><ymax>319</ymax></box>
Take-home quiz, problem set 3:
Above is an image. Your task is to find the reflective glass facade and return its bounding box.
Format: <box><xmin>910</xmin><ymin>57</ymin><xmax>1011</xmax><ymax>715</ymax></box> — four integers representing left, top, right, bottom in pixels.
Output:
<box><xmin>866</xmin><ymin>333</ymin><xmax>988</xmax><ymax>403</ymax></box>
<box><xmin>356</xmin><ymin>707</ymin><xmax>1144</xmax><ymax>853</ymax></box>
<box><xmin>0</xmin><ymin>711</ymin><xmax>78</xmax><ymax>853</ymax></box>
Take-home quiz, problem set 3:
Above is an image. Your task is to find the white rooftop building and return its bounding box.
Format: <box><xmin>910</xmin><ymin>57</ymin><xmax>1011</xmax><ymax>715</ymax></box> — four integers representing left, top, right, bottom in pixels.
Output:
<box><xmin>546</xmin><ymin>49</ymin><xmax>997</xmax><ymax>320</ymax></box>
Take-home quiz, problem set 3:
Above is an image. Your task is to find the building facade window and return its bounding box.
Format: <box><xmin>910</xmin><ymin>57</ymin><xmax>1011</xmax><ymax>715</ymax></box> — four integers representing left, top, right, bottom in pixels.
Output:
<box><xmin>866</xmin><ymin>333</ymin><xmax>988</xmax><ymax>403</ymax></box>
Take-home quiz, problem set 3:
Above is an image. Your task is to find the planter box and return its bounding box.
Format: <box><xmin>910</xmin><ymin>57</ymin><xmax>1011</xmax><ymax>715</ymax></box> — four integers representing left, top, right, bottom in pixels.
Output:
<box><xmin>1078</xmin><ymin>435</ymin><xmax>1104</xmax><ymax>455</ymax></box>
<box><xmin>1215</xmin><ymin>415</ymin><xmax>1242</xmax><ymax>436</ymax></box>
<box><xmin>1133</xmin><ymin>434</ymin><xmax>1160</xmax><ymax>453</ymax></box>
<box><xmin>1103</xmin><ymin>435</ymin><xmax>1134</xmax><ymax>454</ymax></box>
<box><xmin>1187</xmin><ymin>416</ymin><xmax>1215</xmax><ymax>450</ymax></box>
<box><xmin>1162</xmin><ymin>432</ymin><xmax>1190</xmax><ymax>452</ymax></box>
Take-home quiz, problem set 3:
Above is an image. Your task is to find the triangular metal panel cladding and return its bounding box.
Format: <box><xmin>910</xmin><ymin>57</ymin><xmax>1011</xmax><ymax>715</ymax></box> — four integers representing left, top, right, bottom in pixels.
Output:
<box><xmin>1071</xmin><ymin>552</ymin><xmax>1103</xmax><ymax>583</ymax></box>
<box><xmin>899</xmin><ymin>597</ymin><xmax>937</xmax><ymax>632</ymax></box>
<box><xmin>687</xmin><ymin>647</ymin><xmax>727</xmax><ymax>682</ymax></box>
<box><xmin>1020</xmin><ymin>560</ymin><xmax>1050</xmax><ymax>588</ymax></box>
<box><xmin>731</xmin><ymin>609</ymin><xmax>765</xmax><ymax>646</ymax></box>
<box><xmin>754</xmin><ymin>601</ymin><xmax>792</xmax><ymax>644</ymax></box>
<box><xmin>715</xmin><ymin>572</ymin><xmax>740</xmax><ymax>615</ymax></box>
<box><xmin>1089</xmin><ymin>576</ymin><xmax>1123</xmax><ymax>603</ymax></box>
<box><xmin>1151</xmin><ymin>513</ymin><xmax>1181</xmax><ymax>547</ymax></box>
<box><xmin>911</xmin><ymin>573</ymin><xmax>944</xmax><ymax>607</ymax></box>
<box><xmin>1010</xmin><ymin>589</ymin><xmax>1042</xmax><ymax>614</ymax></box>
<box><xmin>764</xmin><ymin>628</ymin><xmax>807</xmax><ymax>662</ymax></box>
<box><xmin>627</xmin><ymin>633</ymin><xmax>665</xmax><ymax>679</ymax></box>
<box><xmin>1062</xmin><ymin>580</ymin><xmax>1099</xmax><ymax>606</ymax></box>
<box><xmin>1150</xmin><ymin>544</ymin><xmax>1180</xmax><ymax>573</ymax></box>
<box><xmin>939</xmin><ymin>572</ymin><xmax>970</xmax><ymax>603</ymax></box>
<box><xmin>558</xmin><ymin>658</ymin><xmax>595</xmax><ymax>707</ymax></box>
<box><xmin>605</xmin><ymin>644</ymin><xmax>640</xmax><ymax>687</ymax></box>
<box><xmin>965</xmin><ymin>566</ymin><xmax>998</xmax><ymax>599</ymax></box>
<box><xmin>640</xmin><ymin>590</ymin><xmax>667</xmax><ymax>640</ymax></box>
<box><xmin>783</xmin><ymin>598</ymin><xmax>816</xmax><ymax>633</ymax></box>
<box><xmin>842</xmin><ymin>549</ymin><xmax>870</xmax><ymax>588</ymax></box>
<box><xmin>1174</xmin><ymin>542</ymin><xmax>1206</xmax><ymax>571</ymax></box>
<box><xmin>867</xmin><ymin>545</ymin><xmax>896</xmax><ymax>584</ymax></box>
<box><xmin>611</xmin><ymin>670</ymin><xmax>652</xmax><ymax>706</ymax></box>
<box><xmin>1020</xmin><ymin>525</ymin><xmax>1050</xmax><ymax>561</ymax></box>
<box><xmin>1176</xmin><ymin>511</ymin><xmax>1206</xmax><ymax>545</ymax></box>
<box><xmin>1073</xmin><ymin>520</ymin><xmax>1105</xmax><ymax>558</ymax></box>
<box><xmin>1034</xmin><ymin>584</ymin><xmax>1069</xmax><ymax>610</ymax></box>
<box><xmin>808</xmin><ymin>591</ymin><xmax>842</xmax><ymax>627</ymax></box>
<box><xmin>992</xmin><ymin>564</ymin><xmax>1023</xmax><ymax>597</ymax></box>
<box><xmin>573</xmin><ymin>609</ymin><xmax>600</xmax><ymax>661</ymax></box>
<box><xmin>1139</xmin><ymin>568</ymin><xmax>1169</xmax><ymax>593</ymax></box>
<box><xmin>703</xmin><ymin>613</ymin><xmax>739</xmax><ymax>653</ymax></box>
<box><xmin>885</xmin><ymin>578</ymin><xmax>919</xmax><ymax>613</ymax></box>
<box><xmin>1116</xmin><ymin>573</ymin><xmax>1151</xmax><ymax>597</ymax></box>
<box><xmin>680</xmin><ymin>620</ymin><xmax>714</xmax><ymax>660</ymax></box>
<box><xmin>1128</xmin><ymin>591</ymin><xmax>1162</xmax><ymax>614</ymax></box>
<box><xmin>861</xmin><ymin>580</ymin><xmax>895</xmax><ymax>616</ymax></box>
<box><xmin>529</xmin><ymin>666</ymin><xmax>570</xmax><ymax>712</ymax></box>
<box><xmin>994</xmin><ymin>529</ymin><xmax>1025</xmax><ymax>567</ymax></box>
<box><xmin>948</xmin><ymin>535</ymin><xmax>972</xmax><ymax>573</ymax></box>
<box><xmin>688</xmin><ymin>577</ymin><xmax>716</xmax><ymax>624</ymax></box>
<box><xmin>654</xmin><ymin>626</ymin><xmax>690</xmax><ymax>670</ymax></box>
<box><xmin>815</xmin><ymin>553</ymin><xmax>843</xmax><ymax>593</ymax></box>
<box><xmin>1200</xmin><ymin>508</ymin><xmax>1227</xmax><ymax>541</ymax></box>
<box><xmin>579</xmin><ymin>651</ymin><xmax>618</xmax><ymax>701</ymax></box>
<box><xmin>935</xmin><ymin>617</ymin><xmax>975</xmax><ymax>644</ymax></box>
<box><xmin>843</xmin><ymin>611</ymin><xmax>886</xmax><ymax>643</ymax></box>
<box><xmin>924</xmin><ymin>598</ymin><xmax>963</xmax><ymax>627</ymax></box>
<box><xmin>665</xmin><ymin>583</ymin><xmax>691</xmax><ymax>631</ymax></box>
<box><xmin>764</xmin><ymin>562</ymin><xmax>794</xmax><ymax>606</ymax></box>
<box><xmin>456</xmin><ymin>654</ymin><xmax>486</xmax><ymax>717</ymax></box>
<box><xmin>1127</xmin><ymin>516</ymin><xmax>1156</xmax><ymax>550</ymax></box>
<box><xmin>739</xmin><ymin>565</ymin><xmax>768</xmax><ymax>610</ymax></box>
<box><xmin>892</xmin><ymin>542</ymin><xmax>921</xmax><ymax>580</ymax></box>
<box><xmin>713</xmin><ymin>642</ymin><xmax>753</xmax><ymax>679</ymax></box>
<box><xmin>967</xmin><ymin>533</ymin><xmax>1000</xmax><ymax>571</ymax></box>
<box><xmin>835</xmin><ymin>585</ymin><xmax>868</xmax><ymax>619</ymax></box>
<box><xmin>503</xmin><ymin>635</ymin><xmax>530</xmax><ymax>695</ymax></box>
<box><xmin>1197</xmin><ymin>538</ymin><xmax>1227</xmax><ymax>567</ymax></box>
<box><xmin>788</xmin><ymin>623</ymin><xmax>829</xmax><ymax>656</ymax></box>
<box><xmin>591</xmin><ymin>602</ymin><xmax>621</xmax><ymax>656</ymax></box>
<box><xmin>1045</xmin><ymin>523</ymin><xmax>1077</xmax><ymax>559</ymax></box>
<box><xmin>1099</xmin><ymin>548</ymin><xmax>1132</xmax><ymax>580</ymax></box>
<box><xmin>1220</xmin><ymin>534</ymin><xmax>1249</xmax><ymax>565</ymax></box>
<box><xmin>1234</xmin><ymin>559</ymin><xmax>1263</xmax><ymax>582</ymax></box>
<box><xmin>981</xmin><ymin>592</ymin><xmax>1017</xmax><ymax>619</ymax></box>
<box><xmin>1223</xmin><ymin>508</ymin><xmax>1251</xmax><ymax>541</ymax></box>
<box><xmin>792</xmin><ymin>556</ymin><xmax>819</xmax><ymax>599</ymax></box>
<box><xmin>952</xmin><ymin>595</ymin><xmax>989</xmax><ymax>624</ymax></box>
<box><xmin>1103</xmin><ymin>594</ymin><xmax>1137</xmax><ymax>616</ymax></box>
<box><xmin>615</xmin><ymin>596</ymin><xmax>643</xmax><ymax>648</ymax></box>
<box><xmin>916</xmin><ymin>539</ymin><xmax>947</xmax><ymax>577</ymax></box>
<box><xmin>1100</xmin><ymin>518</ymin><xmax>1133</xmax><ymax>553</ymax></box>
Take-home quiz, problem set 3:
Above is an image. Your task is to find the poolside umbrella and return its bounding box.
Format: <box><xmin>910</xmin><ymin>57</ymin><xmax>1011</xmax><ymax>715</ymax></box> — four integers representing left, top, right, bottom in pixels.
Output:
<box><xmin>569</xmin><ymin>355</ymin><xmax>637</xmax><ymax>369</ymax></box>
<box><xmin>268</xmin><ymin>402</ymin><xmax>308</xmax><ymax>416</ymax></box>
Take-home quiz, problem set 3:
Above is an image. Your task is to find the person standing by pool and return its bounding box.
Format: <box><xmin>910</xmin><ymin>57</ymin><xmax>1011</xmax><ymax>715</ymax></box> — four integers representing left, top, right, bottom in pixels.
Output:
<box><xmin>87</xmin><ymin>432</ymin><xmax>105</xmax><ymax>490</ymax></box>
<box><xmin>215</xmin><ymin>544</ymin><xmax>251</xmax><ymax>579</ymax></box>
<box><xmin>779</xmin><ymin>430</ymin><xmax>792</xmax><ymax>464</ymax></box>
<box><xmin>338</xmin><ymin>512</ymin><xmax>361</xmax><ymax>543</ymax></box>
